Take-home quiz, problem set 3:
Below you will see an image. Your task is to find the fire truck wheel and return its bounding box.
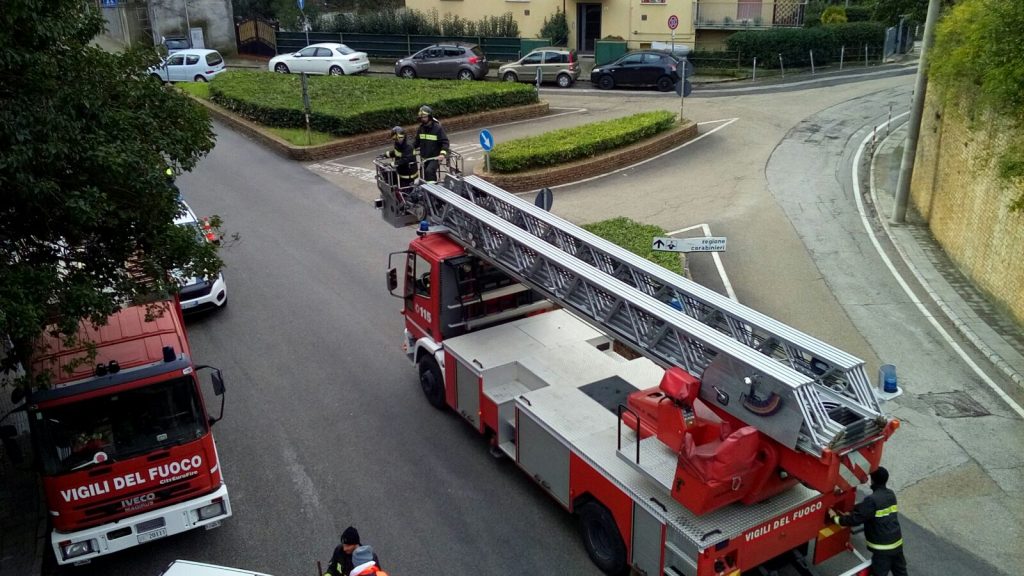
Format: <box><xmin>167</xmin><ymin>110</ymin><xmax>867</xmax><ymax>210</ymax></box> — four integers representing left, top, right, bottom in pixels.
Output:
<box><xmin>418</xmin><ymin>357</ymin><xmax>446</xmax><ymax>409</ymax></box>
<box><xmin>578</xmin><ymin>500</ymin><xmax>628</xmax><ymax>575</ymax></box>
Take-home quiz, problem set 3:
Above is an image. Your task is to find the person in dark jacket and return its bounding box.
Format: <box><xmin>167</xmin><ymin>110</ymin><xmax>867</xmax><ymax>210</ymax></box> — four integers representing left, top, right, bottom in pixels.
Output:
<box><xmin>414</xmin><ymin>105</ymin><xmax>449</xmax><ymax>183</ymax></box>
<box><xmin>323</xmin><ymin>526</ymin><xmax>381</xmax><ymax>576</ymax></box>
<box><xmin>830</xmin><ymin>466</ymin><xmax>907</xmax><ymax>576</ymax></box>
<box><xmin>385</xmin><ymin>126</ymin><xmax>417</xmax><ymax>187</ymax></box>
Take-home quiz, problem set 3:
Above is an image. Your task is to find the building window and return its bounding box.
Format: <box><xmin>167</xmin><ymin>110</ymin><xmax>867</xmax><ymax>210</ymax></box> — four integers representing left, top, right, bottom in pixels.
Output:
<box><xmin>640</xmin><ymin>0</ymin><xmax>667</xmax><ymax>4</ymax></box>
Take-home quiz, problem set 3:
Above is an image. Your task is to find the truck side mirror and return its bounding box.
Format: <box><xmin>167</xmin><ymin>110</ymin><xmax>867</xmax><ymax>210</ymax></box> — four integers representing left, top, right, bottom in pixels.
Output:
<box><xmin>195</xmin><ymin>365</ymin><xmax>226</xmax><ymax>425</ymax></box>
<box><xmin>1</xmin><ymin>425</ymin><xmax>23</xmax><ymax>465</ymax></box>
<box><xmin>387</xmin><ymin>268</ymin><xmax>398</xmax><ymax>294</ymax></box>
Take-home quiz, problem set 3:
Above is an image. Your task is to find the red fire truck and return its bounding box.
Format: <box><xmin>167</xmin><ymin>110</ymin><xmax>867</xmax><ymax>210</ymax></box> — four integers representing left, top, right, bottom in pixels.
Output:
<box><xmin>375</xmin><ymin>159</ymin><xmax>898</xmax><ymax>576</ymax></box>
<box><xmin>15</xmin><ymin>299</ymin><xmax>230</xmax><ymax>565</ymax></box>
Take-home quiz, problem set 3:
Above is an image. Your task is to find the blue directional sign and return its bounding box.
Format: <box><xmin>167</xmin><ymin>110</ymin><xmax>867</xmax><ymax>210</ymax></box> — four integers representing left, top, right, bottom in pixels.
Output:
<box><xmin>479</xmin><ymin>129</ymin><xmax>494</xmax><ymax>152</ymax></box>
<box><xmin>297</xmin><ymin>0</ymin><xmax>304</xmax><ymax>10</ymax></box>
<box><xmin>100</xmin><ymin>0</ymin><xmax>117</xmax><ymax>7</ymax></box>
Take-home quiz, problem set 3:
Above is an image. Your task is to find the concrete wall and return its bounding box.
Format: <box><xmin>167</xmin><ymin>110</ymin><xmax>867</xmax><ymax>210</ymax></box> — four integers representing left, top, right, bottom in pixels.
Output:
<box><xmin>910</xmin><ymin>90</ymin><xmax>1024</xmax><ymax>325</ymax></box>
<box><xmin>150</xmin><ymin>0</ymin><xmax>236</xmax><ymax>53</ymax></box>
<box><xmin>404</xmin><ymin>0</ymin><xmax>696</xmax><ymax>50</ymax></box>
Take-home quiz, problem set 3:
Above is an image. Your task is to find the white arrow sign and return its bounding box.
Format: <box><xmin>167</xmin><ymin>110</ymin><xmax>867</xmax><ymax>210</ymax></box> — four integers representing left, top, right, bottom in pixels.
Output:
<box><xmin>652</xmin><ymin>236</ymin><xmax>727</xmax><ymax>253</ymax></box>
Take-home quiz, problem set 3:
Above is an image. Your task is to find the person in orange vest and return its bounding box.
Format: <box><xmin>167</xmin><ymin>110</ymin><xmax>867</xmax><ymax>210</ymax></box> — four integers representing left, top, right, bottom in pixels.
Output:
<box><xmin>349</xmin><ymin>545</ymin><xmax>388</xmax><ymax>576</ymax></box>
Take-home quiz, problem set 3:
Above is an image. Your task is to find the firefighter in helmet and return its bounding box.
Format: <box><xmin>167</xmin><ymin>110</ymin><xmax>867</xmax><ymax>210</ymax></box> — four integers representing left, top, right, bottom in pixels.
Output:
<box><xmin>414</xmin><ymin>105</ymin><xmax>449</xmax><ymax>183</ymax></box>
<box><xmin>383</xmin><ymin>126</ymin><xmax>417</xmax><ymax>187</ymax></box>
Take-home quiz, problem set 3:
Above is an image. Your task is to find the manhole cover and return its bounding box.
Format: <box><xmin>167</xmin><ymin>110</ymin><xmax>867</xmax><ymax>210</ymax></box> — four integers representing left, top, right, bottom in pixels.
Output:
<box><xmin>920</xmin><ymin>391</ymin><xmax>990</xmax><ymax>418</ymax></box>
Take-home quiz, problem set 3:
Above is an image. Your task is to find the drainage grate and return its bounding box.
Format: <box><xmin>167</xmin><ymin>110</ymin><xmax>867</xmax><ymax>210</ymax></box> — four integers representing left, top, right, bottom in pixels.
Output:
<box><xmin>921</xmin><ymin>391</ymin><xmax>991</xmax><ymax>418</ymax></box>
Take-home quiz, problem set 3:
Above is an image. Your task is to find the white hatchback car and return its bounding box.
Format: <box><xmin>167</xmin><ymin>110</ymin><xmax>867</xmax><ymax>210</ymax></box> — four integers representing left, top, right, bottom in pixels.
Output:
<box><xmin>174</xmin><ymin>199</ymin><xmax>227</xmax><ymax>312</ymax></box>
<box><xmin>149</xmin><ymin>49</ymin><xmax>226</xmax><ymax>83</ymax></box>
<box><xmin>269</xmin><ymin>42</ymin><xmax>370</xmax><ymax>75</ymax></box>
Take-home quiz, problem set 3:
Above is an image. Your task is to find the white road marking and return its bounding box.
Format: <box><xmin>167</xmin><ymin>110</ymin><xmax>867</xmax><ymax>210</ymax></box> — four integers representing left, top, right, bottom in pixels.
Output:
<box><xmin>308</xmin><ymin>162</ymin><xmax>377</xmax><ymax>182</ymax></box>
<box><xmin>854</xmin><ymin>112</ymin><xmax>1024</xmax><ymax>418</ymax></box>
<box><xmin>665</xmin><ymin>223</ymin><xmax>737</xmax><ymax>301</ymax></box>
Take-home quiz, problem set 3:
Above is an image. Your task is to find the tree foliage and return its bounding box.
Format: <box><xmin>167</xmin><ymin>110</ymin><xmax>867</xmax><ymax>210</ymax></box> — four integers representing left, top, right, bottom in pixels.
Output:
<box><xmin>821</xmin><ymin>6</ymin><xmax>849</xmax><ymax>24</ymax></box>
<box><xmin>930</xmin><ymin>0</ymin><xmax>1024</xmax><ymax>207</ymax></box>
<box><xmin>539</xmin><ymin>8</ymin><xmax>569</xmax><ymax>47</ymax></box>
<box><xmin>0</xmin><ymin>0</ymin><xmax>220</xmax><ymax>369</ymax></box>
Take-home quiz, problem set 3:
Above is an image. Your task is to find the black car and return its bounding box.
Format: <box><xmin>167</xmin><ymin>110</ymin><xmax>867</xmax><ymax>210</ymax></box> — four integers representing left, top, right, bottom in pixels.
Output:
<box><xmin>590</xmin><ymin>50</ymin><xmax>682</xmax><ymax>92</ymax></box>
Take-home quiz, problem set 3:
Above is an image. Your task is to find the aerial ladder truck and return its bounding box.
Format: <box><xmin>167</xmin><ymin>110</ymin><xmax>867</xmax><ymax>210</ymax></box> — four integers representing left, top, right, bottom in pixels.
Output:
<box><xmin>374</xmin><ymin>156</ymin><xmax>898</xmax><ymax>576</ymax></box>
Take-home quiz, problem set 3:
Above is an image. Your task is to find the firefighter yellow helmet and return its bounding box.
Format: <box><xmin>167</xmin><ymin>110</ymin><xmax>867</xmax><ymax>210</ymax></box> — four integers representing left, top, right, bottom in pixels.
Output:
<box><xmin>391</xmin><ymin>126</ymin><xmax>405</xmax><ymax>140</ymax></box>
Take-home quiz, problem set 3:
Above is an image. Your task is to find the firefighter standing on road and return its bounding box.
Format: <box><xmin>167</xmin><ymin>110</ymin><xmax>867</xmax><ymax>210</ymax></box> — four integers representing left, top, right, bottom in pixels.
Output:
<box><xmin>414</xmin><ymin>105</ymin><xmax>449</xmax><ymax>183</ymax></box>
<box><xmin>349</xmin><ymin>545</ymin><xmax>388</xmax><ymax>576</ymax></box>
<box><xmin>830</xmin><ymin>467</ymin><xmax>908</xmax><ymax>576</ymax></box>
<box><xmin>384</xmin><ymin>126</ymin><xmax>417</xmax><ymax>187</ymax></box>
<box><xmin>323</xmin><ymin>526</ymin><xmax>381</xmax><ymax>576</ymax></box>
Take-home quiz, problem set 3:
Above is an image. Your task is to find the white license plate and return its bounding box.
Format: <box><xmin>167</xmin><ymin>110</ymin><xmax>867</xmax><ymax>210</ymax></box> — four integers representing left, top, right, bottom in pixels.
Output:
<box><xmin>204</xmin><ymin>520</ymin><xmax>222</xmax><ymax>530</ymax></box>
<box><xmin>137</xmin><ymin>528</ymin><xmax>167</xmax><ymax>543</ymax></box>
<box><xmin>181</xmin><ymin>300</ymin><xmax>197</xmax><ymax>309</ymax></box>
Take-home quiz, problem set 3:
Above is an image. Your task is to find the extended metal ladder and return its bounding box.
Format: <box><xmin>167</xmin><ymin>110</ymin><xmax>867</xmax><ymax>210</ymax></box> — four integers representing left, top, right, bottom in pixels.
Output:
<box><xmin>416</xmin><ymin>180</ymin><xmax>887</xmax><ymax>457</ymax></box>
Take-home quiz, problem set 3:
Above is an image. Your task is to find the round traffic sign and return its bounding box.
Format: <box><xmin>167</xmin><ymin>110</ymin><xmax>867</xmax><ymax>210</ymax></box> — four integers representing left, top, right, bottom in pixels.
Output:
<box><xmin>668</xmin><ymin>14</ymin><xmax>679</xmax><ymax>30</ymax></box>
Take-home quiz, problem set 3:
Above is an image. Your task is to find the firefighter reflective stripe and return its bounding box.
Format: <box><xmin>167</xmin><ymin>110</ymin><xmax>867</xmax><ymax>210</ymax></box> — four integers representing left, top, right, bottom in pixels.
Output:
<box><xmin>420</xmin><ymin>134</ymin><xmax>439</xmax><ymax>141</ymax></box>
<box><xmin>875</xmin><ymin>504</ymin><xmax>898</xmax><ymax>518</ymax></box>
<box><xmin>867</xmin><ymin>538</ymin><xmax>903</xmax><ymax>550</ymax></box>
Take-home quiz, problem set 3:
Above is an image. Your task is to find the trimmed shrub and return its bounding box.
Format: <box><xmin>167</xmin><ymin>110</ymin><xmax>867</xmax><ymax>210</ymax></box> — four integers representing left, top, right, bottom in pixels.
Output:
<box><xmin>325</xmin><ymin>8</ymin><xmax>519</xmax><ymax>37</ymax></box>
<box><xmin>582</xmin><ymin>218</ymin><xmax>683</xmax><ymax>275</ymax></box>
<box><xmin>208</xmin><ymin>71</ymin><xmax>538</xmax><ymax>136</ymax></box>
<box><xmin>820</xmin><ymin>6</ymin><xmax>848</xmax><ymax>24</ymax></box>
<box><xmin>487</xmin><ymin>111</ymin><xmax>676</xmax><ymax>173</ymax></box>
<box><xmin>727</xmin><ymin>23</ymin><xmax>885</xmax><ymax>66</ymax></box>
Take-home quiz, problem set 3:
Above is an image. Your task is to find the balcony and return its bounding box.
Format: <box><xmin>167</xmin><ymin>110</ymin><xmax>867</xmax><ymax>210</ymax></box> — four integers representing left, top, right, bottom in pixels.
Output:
<box><xmin>692</xmin><ymin>0</ymin><xmax>807</xmax><ymax>30</ymax></box>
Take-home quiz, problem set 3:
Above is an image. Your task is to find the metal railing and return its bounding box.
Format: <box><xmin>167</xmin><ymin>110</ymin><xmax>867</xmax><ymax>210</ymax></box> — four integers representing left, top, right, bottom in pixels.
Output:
<box><xmin>692</xmin><ymin>0</ymin><xmax>807</xmax><ymax>29</ymax></box>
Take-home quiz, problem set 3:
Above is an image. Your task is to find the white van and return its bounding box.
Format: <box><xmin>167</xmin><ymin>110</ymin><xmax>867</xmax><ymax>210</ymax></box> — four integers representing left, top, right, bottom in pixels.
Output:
<box><xmin>150</xmin><ymin>49</ymin><xmax>226</xmax><ymax>83</ymax></box>
<box><xmin>160</xmin><ymin>559</ymin><xmax>273</xmax><ymax>576</ymax></box>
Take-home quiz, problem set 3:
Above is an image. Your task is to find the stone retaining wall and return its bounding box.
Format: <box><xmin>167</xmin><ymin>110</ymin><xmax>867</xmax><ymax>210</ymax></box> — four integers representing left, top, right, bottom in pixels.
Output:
<box><xmin>476</xmin><ymin>121</ymin><xmax>699</xmax><ymax>192</ymax></box>
<box><xmin>911</xmin><ymin>91</ymin><xmax>1024</xmax><ymax>325</ymax></box>
<box><xmin>192</xmin><ymin>98</ymin><xmax>550</xmax><ymax>162</ymax></box>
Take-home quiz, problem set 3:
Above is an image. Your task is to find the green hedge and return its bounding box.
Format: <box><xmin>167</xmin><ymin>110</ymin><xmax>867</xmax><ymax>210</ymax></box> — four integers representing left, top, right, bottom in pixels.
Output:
<box><xmin>582</xmin><ymin>218</ymin><xmax>683</xmax><ymax>275</ymax></box>
<box><xmin>727</xmin><ymin>23</ymin><xmax>886</xmax><ymax>66</ymax></box>
<box><xmin>208</xmin><ymin>71</ymin><xmax>538</xmax><ymax>136</ymax></box>
<box><xmin>488</xmin><ymin>111</ymin><xmax>676</xmax><ymax>173</ymax></box>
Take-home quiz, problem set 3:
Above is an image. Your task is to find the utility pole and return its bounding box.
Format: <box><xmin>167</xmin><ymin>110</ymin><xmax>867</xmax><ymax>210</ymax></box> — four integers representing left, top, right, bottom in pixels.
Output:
<box><xmin>892</xmin><ymin>0</ymin><xmax>942</xmax><ymax>223</ymax></box>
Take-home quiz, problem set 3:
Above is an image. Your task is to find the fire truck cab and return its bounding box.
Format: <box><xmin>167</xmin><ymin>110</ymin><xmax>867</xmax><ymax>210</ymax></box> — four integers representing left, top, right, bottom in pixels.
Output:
<box><xmin>20</xmin><ymin>300</ymin><xmax>231</xmax><ymax>564</ymax></box>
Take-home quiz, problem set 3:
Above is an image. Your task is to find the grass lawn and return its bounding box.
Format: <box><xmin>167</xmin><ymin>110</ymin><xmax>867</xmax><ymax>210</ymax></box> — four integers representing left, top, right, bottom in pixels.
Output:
<box><xmin>177</xmin><ymin>82</ymin><xmax>210</xmax><ymax>99</ymax></box>
<box><xmin>267</xmin><ymin>126</ymin><xmax>336</xmax><ymax>146</ymax></box>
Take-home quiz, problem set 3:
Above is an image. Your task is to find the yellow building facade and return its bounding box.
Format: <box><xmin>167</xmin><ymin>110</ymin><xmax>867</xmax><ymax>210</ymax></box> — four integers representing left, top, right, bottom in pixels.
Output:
<box><xmin>404</xmin><ymin>0</ymin><xmax>698</xmax><ymax>52</ymax></box>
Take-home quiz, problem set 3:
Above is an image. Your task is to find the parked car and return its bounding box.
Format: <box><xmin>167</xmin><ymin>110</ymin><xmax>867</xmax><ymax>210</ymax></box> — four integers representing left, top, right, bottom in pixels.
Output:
<box><xmin>160</xmin><ymin>35</ymin><xmax>191</xmax><ymax>54</ymax></box>
<box><xmin>590</xmin><ymin>50</ymin><xmax>682</xmax><ymax>92</ymax></box>
<box><xmin>499</xmin><ymin>47</ymin><xmax>579</xmax><ymax>88</ymax></box>
<box><xmin>174</xmin><ymin>198</ymin><xmax>227</xmax><ymax>312</ymax></box>
<box><xmin>394</xmin><ymin>43</ymin><xmax>488</xmax><ymax>80</ymax></box>
<box><xmin>148</xmin><ymin>49</ymin><xmax>225</xmax><ymax>83</ymax></box>
<box><xmin>268</xmin><ymin>43</ymin><xmax>370</xmax><ymax>75</ymax></box>
<box><xmin>160</xmin><ymin>560</ymin><xmax>273</xmax><ymax>576</ymax></box>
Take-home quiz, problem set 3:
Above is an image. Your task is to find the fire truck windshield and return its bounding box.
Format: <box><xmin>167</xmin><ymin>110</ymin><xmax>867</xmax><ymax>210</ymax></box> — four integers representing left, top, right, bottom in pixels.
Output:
<box><xmin>33</xmin><ymin>376</ymin><xmax>208</xmax><ymax>475</ymax></box>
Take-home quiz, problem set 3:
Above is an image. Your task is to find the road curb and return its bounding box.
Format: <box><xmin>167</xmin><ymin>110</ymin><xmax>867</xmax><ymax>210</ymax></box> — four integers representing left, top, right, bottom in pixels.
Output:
<box><xmin>869</xmin><ymin>121</ymin><xmax>1024</xmax><ymax>390</ymax></box>
<box><xmin>190</xmin><ymin>95</ymin><xmax>550</xmax><ymax>162</ymax></box>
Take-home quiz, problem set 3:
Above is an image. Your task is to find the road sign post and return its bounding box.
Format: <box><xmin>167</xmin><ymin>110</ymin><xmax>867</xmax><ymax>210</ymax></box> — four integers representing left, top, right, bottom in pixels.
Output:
<box><xmin>479</xmin><ymin>129</ymin><xmax>494</xmax><ymax>172</ymax></box>
<box><xmin>300</xmin><ymin>72</ymin><xmax>311</xmax><ymax>145</ymax></box>
<box><xmin>652</xmin><ymin>236</ymin><xmax>727</xmax><ymax>253</ymax></box>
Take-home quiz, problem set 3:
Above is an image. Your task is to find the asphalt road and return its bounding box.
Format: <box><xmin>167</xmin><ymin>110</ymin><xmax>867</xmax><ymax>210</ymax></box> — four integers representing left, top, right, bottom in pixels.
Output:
<box><xmin>45</xmin><ymin>71</ymin><xmax>1009</xmax><ymax>576</ymax></box>
<box><xmin>51</xmin><ymin>123</ymin><xmax>600</xmax><ymax>576</ymax></box>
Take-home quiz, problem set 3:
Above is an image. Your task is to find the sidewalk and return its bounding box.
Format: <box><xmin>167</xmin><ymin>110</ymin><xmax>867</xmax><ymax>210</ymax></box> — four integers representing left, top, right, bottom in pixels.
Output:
<box><xmin>870</xmin><ymin>126</ymin><xmax>1024</xmax><ymax>388</ymax></box>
